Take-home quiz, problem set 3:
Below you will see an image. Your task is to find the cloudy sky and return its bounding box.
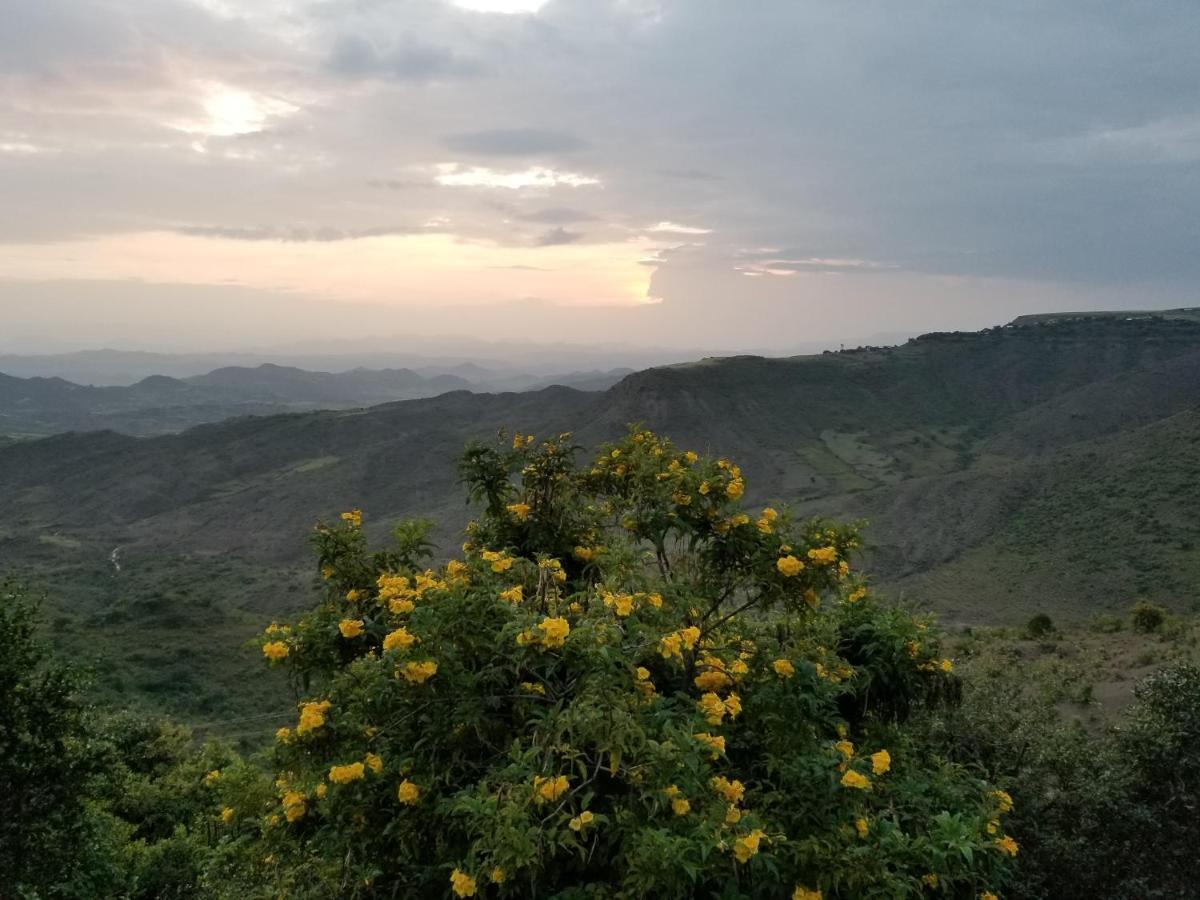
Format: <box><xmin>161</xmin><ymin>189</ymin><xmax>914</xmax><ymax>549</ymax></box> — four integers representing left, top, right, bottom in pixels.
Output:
<box><xmin>2</xmin><ymin>0</ymin><xmax>1198</xmax><ymax>352</ymax></box>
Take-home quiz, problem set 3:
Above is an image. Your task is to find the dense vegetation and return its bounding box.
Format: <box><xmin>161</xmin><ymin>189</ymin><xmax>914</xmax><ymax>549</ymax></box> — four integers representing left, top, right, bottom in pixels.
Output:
<box><xmin>5</xmin><ymin>428</ymin><xmax>1200</xmax><ymax>897</ymax></box>
<box><xmin>4</xmin><ymin>316</ymin><xmax>1200</xmax><ymax>728</ymax></box>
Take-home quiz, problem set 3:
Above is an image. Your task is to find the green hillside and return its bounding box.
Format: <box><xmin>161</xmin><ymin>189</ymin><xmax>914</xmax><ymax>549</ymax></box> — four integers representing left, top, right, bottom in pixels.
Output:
<box><xmin>3</xmin><ymin>313</ymin><xmax>1200</xmax><ymax>726</ymax></box>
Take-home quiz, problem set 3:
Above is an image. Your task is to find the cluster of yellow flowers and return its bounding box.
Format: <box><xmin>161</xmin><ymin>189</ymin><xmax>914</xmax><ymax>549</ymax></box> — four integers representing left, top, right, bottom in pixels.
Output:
<box><xmin>600</xmin><ymin>589</ymin><xmax>663</xmax><ymax>618</ymax></box>
<box><xmin>329</xmin><ymin>762</ymin><xmax>366</xmax><ymax>784</ymax></box>
<box><xmin>262</xmin><ymin>621</ymin><xmax>292</xmax><ymax>660</ymax></box>
<box><xmin>339</xmin><ymin>508</ymin><xmax>362</xmax><ymax>528</ymax></box>
<box><xmin>658</xmin><ymin>625</ymin><xmax>701</xmax><ymax>659</ymax></box>
<box><xmin>400</xmin><ymin>660</ymin><xmax>438</xmax><ymax>684</ymax></box>
<box><xmin>296</xmin><ymin>699</ymin><xmax>331</xmax><ymax>735</ymax></box>
<box><xmin>450</xmin><ymin>868</ymin><xmax>477</xmax><ymax>897</ymax></box>
<box><xmin>517</xmin><ymin>616</ymin><xmax>571</xmax><ymax>650</ymax></box>
<box><xmin>568</xmin><ymin>810</ymin><xmax>595</xmax><ymax>831</ymax></box>
<box><xmin>732</xmin><ymin>827</ymin><xmax>768</xmax><ymax>863</ymax></box>
<box><xmin>532</xmin><ymin>774</ymin><xmax>570</xmax><ymax>805</ymax></box>
<box><xmin>382</xmin><ymin>626</ymin><xmax>416</xmax><ymax>652</ymax></box>
<box><xmin>836</xmin><ymin>742</ymin><xmax>892</xmax><ymax>791</ymax></box>
<box><xmin>697</xmin><ymin>690</ymin><xmax>743</xmax><ymax>726</ymax></box>
<box><xmin>506</xmin><ymin>502</ymin><xmax>531</xmax><ymax>521</ymax></box>
<box><xmin>338</xmin><ymin>618</ymin><xmax>364</xmax><ymax>638</ymax></box>
<box><xmin>481</xmin><ymin>549</ymin><xmax>514</xmax><ymax>573</ymax></box>
<box><xmin>498</xmin><ymin>585</ymin><xmax>523</xmax><ymax>604</ymax></box>
<box><xmin>773</xmin><ymin>658</ymin><xmax>796</xmax><ymax>678</ymax></box>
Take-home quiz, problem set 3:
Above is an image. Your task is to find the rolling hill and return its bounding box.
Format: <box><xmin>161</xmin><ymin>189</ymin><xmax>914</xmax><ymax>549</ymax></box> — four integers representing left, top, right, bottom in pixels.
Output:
<box><xmin>3</xmin><ymin>312</ymin><xmax>1199</xmax><ymax>725</ymax></box>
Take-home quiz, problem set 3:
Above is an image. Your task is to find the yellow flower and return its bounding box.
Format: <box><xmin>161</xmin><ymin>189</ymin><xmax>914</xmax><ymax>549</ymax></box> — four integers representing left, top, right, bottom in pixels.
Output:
<box><xmin>979</xmin><ymin>893</ymin><xmax>998</xmax><ymax>900</ymax></box>
<box><xmin>995</xmin><ymin>835</ymin><xmax>1019</xmax><ymax>857</ymax></box>
<box><xmin>905</xmin><ymin>640</ymin><xmax>920</xmax><ymax>658</ymax></box>
<box><xmin>835</xmin><ymin>740</ymin><xmax>855</xmax><ymax>759</ymax></box>
<box><xmin>390</xmin><ymin>598</ymin><xmax>416</xmax><ymax>615</ymax></box>
<box><xmin>871</xmin><ymin>749</ymin><xmax>891</xmax><ymax>775</ymax></box>
<box><xmin>520</xmin><ymin>681</ymin><xmax>546</xmax><ymax>695</ymax></box>
<box><xmin>711</xmin><ymin>776</ymin><xmax>745</xmax><ymax>804</ymax></box>
<box><xmin>847</xmin><ymin>586</ymin><xmax>867</xmax><ymax>603</ymax></box>
<box><xmin>329</xmin><ymin>762</ymin><xmax>365</xmax><ymax>784</ymax></box>
<box><xmin>220</xmin><ymin>807</ymin><xmax>234</xmax><ymax>824</ymax></box>
<box><xmin>725</xmin><ymin>693</ymin><xmax>742</xmax><ymax>718</ymax></box>
<box><xmin>401</xmin><ymin>660</ymin><xmax>438</xmax><ymax>684</ymax></box>
<box><xmin>776</xmin><ymin>555</ymin><xmax>804</xmax><ymax>577</ymax></box>
<box><xmin>698</xmin><ymin>692</ymin><xmax>727</xmax><ymax>725</ymax></box>
<box><xmin>338</xmin><ymin>618</ymin><xmax>364</xmax><ymax>639</ymax></box>
<box><xmin>732</xmin><ymin>828</ymin><xmax>767</xmax><ymax>863</ymax></box>
<box><xmin>922</xmin><ymin>873</ymin><xmax>939</xmax><ymax>888</ymax></box>
<box><xmin>614</xmin><ymin>594</ymin><xmax>634</xmax><ymax>617</ymax></box>
<box><xmin>671</xmin><ymin>797</ymin><xmax>691</xmax><ymax>816</ymax></box>
<box><xmin>803</xmin><ymin>588</ymin><xmax>819</xmax><ymax>608</ymax></box>
<box><xmin>296</xmin><ymin>699</ymin><xmax>331</xmax><ymax>734</ymax></box>
<box><xmin>569</xmin><ymin>809</ymin><xmax>596</xmax><ymax>831</ymax></box>
<box><xmin>726</xmin><ymin>479</ymin><xmax>745</xmax><ymax>500</ymax></box>
<box><xmin>340</xmin><ymin>508</ymin><xmax>362</xmax><ymax>527</ymax></box>
<box><xmin>855</xmin><ymin>817</ymin><xmax>869</xmax><ymax>838</ymax></box>
<box><xmin>506</xmin><ymin>502</ymin><xmax>531</xmax><ymax>521</ymax></box>
<box><xmin>397</xmin><ymin>779</ymin><xmax>420</xmax><ymax>805</ymax></box>
<box><xmin>275</xmin><ymin>726</ymin><xmax>292</xmax><ymax>743</ymax></box>
<box><xmin>533</xmin><ymin>774</ymin><xmax>570</xmax><ymax>804</ymax></box>
<box><xmin>698</xmin><ymin>481</ymin><xmax>711</xmax><ymax>495</ymax></box>
<box><xmin>490</xmin><ymin>867</ymin><xmax>505</xmax><ymax>884</ymax></box>
<box><xmin>761</xmin><ymin>507</ymin><xmax>778</xmax><ymax>522</ymax></box>
<box><xmin>659</xmin><ymin>632</ymin><xmax>683</xmax><ymax>659</ymax></box>
<box><xmin>725</xmin><ymin>805</ymin><xmax>742</xmax><ymax>824</ymax></box>
<box><xmin>383</xmin><ymin>626</ymin><xmax>416</xmax><ymax>652</ymax></box>
<box><xmin>992</xmin><ymin>789</ymin><xmax>1014</xmax><ymax>813</ymax></box>
<box><xmin>204</xmin><ymin>769</ymin><xmax>221</xmax><ymax>786</ymax></box>
<box><xmin>262</xmin><ymin>641</ymin><xmax>289</xmax><ymax>661</ymax></box>
<box><xmin>537</xmin><ymin>616</ymin><xmax>570</xmax><ymax>648</ymax></box>
<box><xmin>573</xmin><ymin>545</ymin><xmax>596</xmax><ymax>562</ymax></box>
<box><xmin>773</xmin><ymin>658</ymin><xmax>796</xmax><ymax>678</ymax></box>
<box><xmin>646</xmin><ymin>592</ymin><xmax>663</xmax><ymax>608</ymax></box>
<box><xmin>694</xmin><ymin>732</ymin><xmax>726</xmax><ymax>759</ymax></box>
<box><xmin>450</xmin><ymin>869</ymin><xmax>477</xmax><ymax>898</ymax></box>
<box><xmin>499</xmin><ymin>585</ymin><xmax>523</xmax><ymax>605</ymax></box>
<box><xmin>680</xmin><ymin>626</ymin><xmax>701</xmax><ymax>650</ymax></box>
<box><xmin>840</xmin><ymin>769</ymin><xmax>872</xmax><ymax>790</ymax></box>
<box><xmin>939</xmin><ymin>658</ymin><xmax>954</xmax><ymax>673</ymax></box>
<box><xmin>315</xmin><ymin>783</ymin><xmax>327</xmax><ymax>799</ymax></box>
<box><xmin>684</xmin><ymin>450</ymin><xmax>699</xmax><ymax>464</ymax></box>
<box><xmin>794</xmin><ymin>888</ymin><xmax>822</xmax><ymax>900</ymax></box>
<box><xmin>365</xmin><ymin>752</ymin><xmax>383</xmax><ymax>774</ymax></box>
<box><xmin>807</xmin><ymin>546</ymin><xmax>838</xmax><ymax>565</ymax></box>
<box><xmin>345</xmin><ymin>589</ymin><xmax>361</xmax><ymax>602</ymax></box>
<box><xmin>282</xmin><ymin>790</ymin><xmax>306</xmax><ymax>823</ymax></box>
<box><xmin>491</xmin><ymin>556</ymin><xmax>514</xmax><ymax>573</ymax></box>
<box><xmin>636</xmin><ymin>666</ymin><xmax>651</xmax><ymax>681</ymax></box>
<box><xmin>986</xmin><ymin>819</ymin><xmax>999</xmax><ymax>835</ymax></box>
<box><xmin>695</xmin><ymin>666</ymin><xmax>733</xmax><ymax>691</ymax></box>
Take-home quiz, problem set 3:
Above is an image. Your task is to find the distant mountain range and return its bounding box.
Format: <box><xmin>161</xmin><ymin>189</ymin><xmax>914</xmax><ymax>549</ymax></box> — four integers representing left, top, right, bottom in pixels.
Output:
<box><xmin>3</xmin><ymin>310</ymin><xmax>1199</xmax><ymax>722</ymax></box>
<box><xmin>0</xmin><ymin>363</ymin><xmax>635</xmax><ymax>437</ymax></box>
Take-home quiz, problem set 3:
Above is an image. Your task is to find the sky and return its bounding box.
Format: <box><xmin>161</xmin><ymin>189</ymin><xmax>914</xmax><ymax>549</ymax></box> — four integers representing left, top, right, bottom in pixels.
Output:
<box><xmin>1</xmin><ymin>0</ymin><xmax>1199</xmax><ymax>353</ymax></box>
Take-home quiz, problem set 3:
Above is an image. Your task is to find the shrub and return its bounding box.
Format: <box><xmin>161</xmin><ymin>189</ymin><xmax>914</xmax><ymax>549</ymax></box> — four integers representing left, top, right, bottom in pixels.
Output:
<box><xmin>1025</xmin><ymin>614</ymin><xmax>1054</xmax><ymax>639</ymax></box>
<box><xmin>221</xmin><ymin>429</ymin><xmax>1016</xmax><ymax>898</ymax></box>
<box><xmin>1130</xmin><ymin>600</ymin><xmax>1166</xmax><ymax>633</ymax></box>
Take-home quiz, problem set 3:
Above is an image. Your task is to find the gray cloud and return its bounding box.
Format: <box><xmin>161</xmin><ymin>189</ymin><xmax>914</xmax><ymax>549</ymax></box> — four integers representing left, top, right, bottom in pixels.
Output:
<box><xmin>442</xmin><ymin>128</ymin><xmax>587</xmax><ymax>156</ymax></box>
<box><xmin>534</xmin><ymin>226</ymin><xmax>583</xmax><ymax>246</ymax></box>
<box><xmin>327</xmin><ymin>34</ymin><xmax>481</xmax><ymax>81</ymax></box>
<box><xmin>175</xmin><ymin>224</ymin><xmax>428</xmax><ymax>242</ymax></box>
<box><xmin>518</xmin><ymin>207</ymin><xmax>598</xmax><ymax>224</ymax></box>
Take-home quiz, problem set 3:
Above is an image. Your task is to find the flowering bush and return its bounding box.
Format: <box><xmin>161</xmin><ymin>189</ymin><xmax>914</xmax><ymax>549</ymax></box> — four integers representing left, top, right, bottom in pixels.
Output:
<box><xmin>219</xmin><ymin>429</ymin><xmax>1015</xmax><ymax>898</ymax></box>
